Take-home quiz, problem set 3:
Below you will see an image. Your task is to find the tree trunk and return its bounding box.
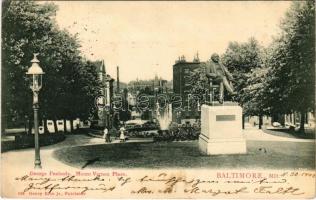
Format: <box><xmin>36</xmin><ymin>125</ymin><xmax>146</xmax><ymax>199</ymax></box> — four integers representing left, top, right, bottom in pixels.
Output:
<box><xmin>280</xmin><ymin>114</ymin><xmax>285</xmax><ymax>126</ymax></box>
<box><xmin>258</xmin><ymin>115</ymin><xmax>263</xmax><ymax>129</ymax></box>
<box><xmin>293</xmin><ymin>112</ymin><xmax>296</xmax><ymax>124</ymax></box>
<box><xmin>272</xmin><ymin>114</ymin><xmax>277</xmax><ymax>123</ymax></box>
<box><xmin>305</xmin><ymin>113</ymin><xmax>308</xmax><ymax>123</ymax></box>
<box><xmin>43</xmin><ymin>119</ymin><xmax>49</xmax><ymax>133</ymax></box>
<box><xmin>242</xmin><ymin>114</ymin><xmax>245</xmax><ymax>129</ymax></box>
<box><xmin>64</xmin><ymin>119</ymin><xmax>67</xmax><ymax>133</ymax></box>
<box><xmin>53</xmin><ymin>119</ymin><xmax>58</xmax><ymax>133</ymax></box>
<box><xmin>299</xmin><ymin>111</ymin><xmax>305</xmax><ymax>133</ymax></box>
<box><xmin>28</xmin><ymin>118</ymin><xmax>33</xmax><ymax>134</ymax></box>
<box><xmin>70</xmin><ymin>119</ymin><xmax>74</xmax><ymax>133</ymax></box>
<box><xmin>24</xmin><ymin>117</ymin><xmax>28</xmax><ymax>134</ymax></box>
<box><xmin>1</xmin><ymin>112</ymin><xmax>6</xmax><ymax>135</ymax></box>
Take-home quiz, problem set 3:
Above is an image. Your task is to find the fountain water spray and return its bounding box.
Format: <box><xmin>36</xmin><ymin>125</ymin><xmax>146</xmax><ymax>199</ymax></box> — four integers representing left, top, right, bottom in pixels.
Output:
<box><xmin>156</xmin><ymin>103</ymin><xmax>172</xmax><ymax>130</ymax></box>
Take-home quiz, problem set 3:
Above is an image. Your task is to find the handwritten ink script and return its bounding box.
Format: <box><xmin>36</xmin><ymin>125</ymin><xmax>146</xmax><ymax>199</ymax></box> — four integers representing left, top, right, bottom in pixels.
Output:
<box><xmin>8</xmin><ymin>170</ymin><xmax>314</xmax><ymax>198</ymax></box>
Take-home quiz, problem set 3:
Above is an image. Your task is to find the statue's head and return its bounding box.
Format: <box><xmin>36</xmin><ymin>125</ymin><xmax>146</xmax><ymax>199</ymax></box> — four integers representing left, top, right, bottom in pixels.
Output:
<box><xmin>211</xmin><ymin>53</ymin><xmax>220</xmax><ymax>63</ymax></box>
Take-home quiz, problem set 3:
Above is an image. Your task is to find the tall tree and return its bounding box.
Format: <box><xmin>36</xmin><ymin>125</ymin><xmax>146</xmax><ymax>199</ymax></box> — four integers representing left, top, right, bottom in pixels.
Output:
<box><xmin>2</xmin><ymin>1</ymin><xmax>102</xmax><ymax>132</ymax></box>
<box><xmin>242</xmin><ymin>66</ymin><xmax>270</xmax><ymax>129</ymax></box>
<box><xmin>221</xmin><ymin>37</ymin><xmax>264</xmax><ymax>104</ymax></box>
<box><xmin>2</xmin><ymin>1</ymin><xmax>58</xmax><ymax>129</ymax></box>
<box><xmin>221</xmin><ymin>38</ymin><xmax>264</xmax><ymax>128</ymax></box>
<box><xmin>266</xmin><ymin>1</ymin><xmax>315</xmax><ymax>132</ymax></box>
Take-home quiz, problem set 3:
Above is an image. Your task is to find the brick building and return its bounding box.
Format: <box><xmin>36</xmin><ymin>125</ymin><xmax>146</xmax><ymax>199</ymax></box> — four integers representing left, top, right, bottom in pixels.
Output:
<box><xmin>173</xmin><ymin>54</ymin><xmax>205</xmax><ymax>123</ymax></box>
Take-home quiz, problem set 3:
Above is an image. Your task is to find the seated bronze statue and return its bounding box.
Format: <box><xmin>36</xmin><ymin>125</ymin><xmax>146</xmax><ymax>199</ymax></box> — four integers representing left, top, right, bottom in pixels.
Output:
<box><xmin>205</xmin><ymin>53</ymin><xmax>236</xmax><ymax>104</ymax></box>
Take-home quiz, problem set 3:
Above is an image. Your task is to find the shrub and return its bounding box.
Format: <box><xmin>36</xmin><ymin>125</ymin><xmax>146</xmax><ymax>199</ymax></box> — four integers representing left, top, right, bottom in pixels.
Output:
<box><xmin>153</xmin><ymin>125</ymin><xmax>200</xmax><ymax>142</ymax></box>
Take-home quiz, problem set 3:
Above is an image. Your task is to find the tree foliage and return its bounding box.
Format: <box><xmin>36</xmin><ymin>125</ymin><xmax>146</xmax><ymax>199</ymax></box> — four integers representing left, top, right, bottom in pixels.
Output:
<box><xmin>189</xmin><ymin>39</ymin><xmax>264</xmax><ymax>109</ymax></box>
<box><xmin>2</xmin><ymin>1</ymin><xmax>102</xmax><ymax>130</ymax></box>
<box><xmin>265</xmin><ymin>1</ymin><xmax>315</xmax><ymax>115</ymax></box>
<box><xmin>221</xmin><ymin>37</ymin><xmax>264</xmax><ymax>105</ymax></box>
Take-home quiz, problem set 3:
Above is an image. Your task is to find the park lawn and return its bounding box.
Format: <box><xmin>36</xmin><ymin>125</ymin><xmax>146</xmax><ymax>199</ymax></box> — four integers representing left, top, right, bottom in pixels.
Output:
<box><xmin>52</xmin><ymin>140</ymin><xmax>315</xmax><ymax>169</ymax></box>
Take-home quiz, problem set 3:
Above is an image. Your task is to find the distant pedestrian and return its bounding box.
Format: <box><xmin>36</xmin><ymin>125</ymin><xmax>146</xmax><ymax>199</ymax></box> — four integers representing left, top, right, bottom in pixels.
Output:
<box><xmin>119</xmin><ymin>127</ymin><xmax>125</xmax><ymax>142</ymax></box>
<box><xmin>103</xmin><ymin>128</ymin><xmax>111</xmax><ymax>143</ymax></box>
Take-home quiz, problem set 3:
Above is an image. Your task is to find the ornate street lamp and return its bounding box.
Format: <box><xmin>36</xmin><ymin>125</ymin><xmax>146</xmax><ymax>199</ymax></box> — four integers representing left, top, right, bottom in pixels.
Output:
<box><xmin>26</xmin><ymin>53</ymin><xmax>44</xmax><ymax>169</ymax></box>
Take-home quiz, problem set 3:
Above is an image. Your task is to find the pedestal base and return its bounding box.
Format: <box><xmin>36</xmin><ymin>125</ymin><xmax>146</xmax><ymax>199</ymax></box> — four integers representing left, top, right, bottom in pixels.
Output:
<box><xmin>199</xmin><ymin>134</ymin><xmax>246</xmax><ymax>155</ymax></box>
<box><xmin>199</xmin><ymin>104</ymin><xmax>247</xmax><ymax>155</ymax></box>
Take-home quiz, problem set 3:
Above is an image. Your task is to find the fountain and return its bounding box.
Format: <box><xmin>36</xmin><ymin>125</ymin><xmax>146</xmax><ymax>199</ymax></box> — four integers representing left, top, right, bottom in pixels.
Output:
<box><xmin>156</xmin><ymin>102</ymin><xmax>172</xmax><ymax>132</ymax></box>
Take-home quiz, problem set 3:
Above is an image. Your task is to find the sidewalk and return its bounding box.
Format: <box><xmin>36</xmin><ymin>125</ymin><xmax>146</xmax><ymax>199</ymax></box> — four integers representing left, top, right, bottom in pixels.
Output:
<box><xmin>1</xmin><ymin>134</ymin><xmax>153</xmax><ymax>170</ymax></box>
<box><xmin>243</xmin><ymin>127</ymin><xmax>314</xmax><ymax>143</ymax></box>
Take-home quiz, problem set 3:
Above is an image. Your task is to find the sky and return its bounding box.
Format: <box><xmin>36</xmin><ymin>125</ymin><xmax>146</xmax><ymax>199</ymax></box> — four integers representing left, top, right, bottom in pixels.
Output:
<box><xmin>53</xmin><ymin>1</ymin><xmax>292</xmax><ymax>83</ymax></box>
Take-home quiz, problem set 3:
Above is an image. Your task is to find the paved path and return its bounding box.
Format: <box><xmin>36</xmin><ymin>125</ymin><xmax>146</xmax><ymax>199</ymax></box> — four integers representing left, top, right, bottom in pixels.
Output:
<box><xmin>1</xmin><ymin>134</ymin><xmax>152</xmax><ymax>170</ymax></box>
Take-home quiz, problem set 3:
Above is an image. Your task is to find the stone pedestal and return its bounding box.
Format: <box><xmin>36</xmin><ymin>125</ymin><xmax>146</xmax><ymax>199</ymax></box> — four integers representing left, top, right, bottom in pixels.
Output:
<box><xmin>199</xmin><ymin>104</ymin><xmax>247</xmax><ymax>155</ymax></box>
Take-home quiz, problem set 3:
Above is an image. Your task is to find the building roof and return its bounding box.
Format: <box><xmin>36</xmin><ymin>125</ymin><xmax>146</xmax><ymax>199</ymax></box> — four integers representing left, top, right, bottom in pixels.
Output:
<box><xmin>105</xmin><ymin>74</ymin><xmax>115</xmax><ymax>82</ymax></box>
<box><xmin>173</xmin><ymin>61</ymin><xmax>205</xmax><ymax>66</ymax></box>
<box><xmin>94</xmin><ymin>60</ymin><xmax>106</xmax><ymax>73</ymax></box>
<box><xmin>92</xmin><ymin>60</ymin><xmax>115</xmax><ymax>82</ymax></box>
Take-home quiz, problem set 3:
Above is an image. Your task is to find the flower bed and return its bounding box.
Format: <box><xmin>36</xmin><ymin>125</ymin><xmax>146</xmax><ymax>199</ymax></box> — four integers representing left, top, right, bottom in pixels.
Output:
<box><xmin>153</xmin><ymin>126</ymin><xmax>200</xmax><ymax>142</ymax></box>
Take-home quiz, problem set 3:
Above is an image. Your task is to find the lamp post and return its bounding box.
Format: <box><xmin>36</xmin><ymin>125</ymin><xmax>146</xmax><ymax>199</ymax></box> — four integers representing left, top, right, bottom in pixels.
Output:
<box><xmin>26</xmin><ymin>53</ymin><xmax>44</xmax><ymax>169</ymax></box>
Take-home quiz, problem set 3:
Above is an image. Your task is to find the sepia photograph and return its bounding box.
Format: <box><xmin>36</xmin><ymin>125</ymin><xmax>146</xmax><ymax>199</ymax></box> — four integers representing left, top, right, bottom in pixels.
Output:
<box><xmin>1</xmin><ymin>0</ymin><xmax>315</xmax><ymax>198</ymax></box>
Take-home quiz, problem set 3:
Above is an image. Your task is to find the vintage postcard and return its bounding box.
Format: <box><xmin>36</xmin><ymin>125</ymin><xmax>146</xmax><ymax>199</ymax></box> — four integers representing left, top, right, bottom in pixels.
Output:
<box><xmin>1</xmin><ymin>0</ymin><xmax>315</xmax><ymax>199</ymax></box>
